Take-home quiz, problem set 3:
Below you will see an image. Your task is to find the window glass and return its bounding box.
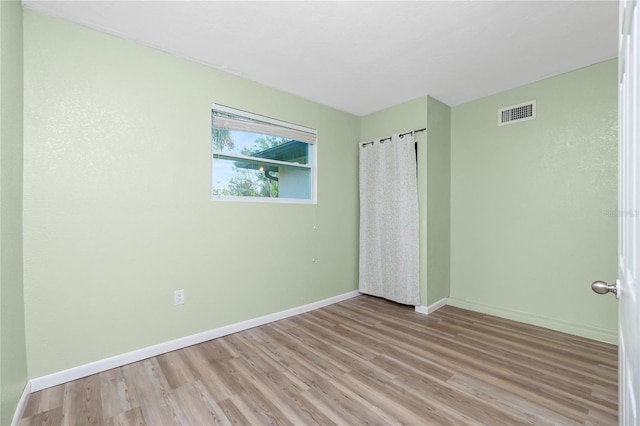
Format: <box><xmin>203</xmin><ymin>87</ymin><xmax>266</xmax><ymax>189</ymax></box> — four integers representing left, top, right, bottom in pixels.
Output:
<box><xmin>211</xmin><ymin>105</ymin><xmax>316</xmax><ymax>202</ymax></box>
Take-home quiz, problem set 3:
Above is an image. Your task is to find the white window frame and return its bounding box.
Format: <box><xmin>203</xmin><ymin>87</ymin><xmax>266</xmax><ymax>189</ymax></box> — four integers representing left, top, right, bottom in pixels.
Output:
<box><xmin>211</xmin><ymin>104</ymin><xmax>317</xmax><ymax>204</ymax></box>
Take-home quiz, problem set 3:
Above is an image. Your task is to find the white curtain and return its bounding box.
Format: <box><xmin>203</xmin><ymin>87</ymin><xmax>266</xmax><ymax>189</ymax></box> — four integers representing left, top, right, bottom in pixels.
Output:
<box><xmin>358</xmin><ymin>132</ymin><xmax>420</xmax><ymax>306</ymax></box>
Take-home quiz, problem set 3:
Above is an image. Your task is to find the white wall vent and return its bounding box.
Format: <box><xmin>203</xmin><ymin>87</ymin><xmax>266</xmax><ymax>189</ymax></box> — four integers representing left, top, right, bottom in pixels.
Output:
<box><xmin>498</xmin><ymin>100</ymin><xmax>536</xmax><ymax>126</ymax></box>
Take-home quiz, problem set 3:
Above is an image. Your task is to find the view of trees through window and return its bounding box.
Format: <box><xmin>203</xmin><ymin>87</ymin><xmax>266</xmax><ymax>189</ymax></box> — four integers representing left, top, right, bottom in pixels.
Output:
<box><xmin>211</xmin><ymin>105</ymin><xmax>315</xmax><ymax>202</ymax></box>
<box><xmin>212</xmin><ymin>129</ymin><xmax>287</xmax><ymax>197</ymax></box>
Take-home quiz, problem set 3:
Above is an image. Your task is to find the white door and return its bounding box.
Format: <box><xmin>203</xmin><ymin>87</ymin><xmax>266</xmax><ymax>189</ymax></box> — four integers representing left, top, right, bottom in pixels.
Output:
<box><xmin>618</xmin><ymin>0</ymin><xmax>639</xmax><ymax>423</ymax></box>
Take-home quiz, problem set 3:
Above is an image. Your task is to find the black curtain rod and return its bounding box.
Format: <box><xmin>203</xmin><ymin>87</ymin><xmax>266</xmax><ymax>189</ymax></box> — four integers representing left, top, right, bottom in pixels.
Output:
<box><xmin>362</xmin><ymin>128</ymin><xmax>426</xmax><ymax>147</ymax></box>
<box><xmin>400</xmin><ymin>128</ymin><xmax>426</xmax><ymax>138</ymax></box>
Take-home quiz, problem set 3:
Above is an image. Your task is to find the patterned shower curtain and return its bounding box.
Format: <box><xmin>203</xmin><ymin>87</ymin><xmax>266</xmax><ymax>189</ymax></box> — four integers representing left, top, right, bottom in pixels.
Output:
<box><xmin>358</xmin><ymin>132</ymin><xmax>420</xmax><ymax>306</ymax></box>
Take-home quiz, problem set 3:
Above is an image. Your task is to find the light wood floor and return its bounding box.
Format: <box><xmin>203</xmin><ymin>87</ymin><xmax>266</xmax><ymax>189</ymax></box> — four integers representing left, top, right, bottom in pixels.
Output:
<box><xmin>19</xmin><ymin>295</ymin><xmax>618</xmax><ymax>425</ymax></box>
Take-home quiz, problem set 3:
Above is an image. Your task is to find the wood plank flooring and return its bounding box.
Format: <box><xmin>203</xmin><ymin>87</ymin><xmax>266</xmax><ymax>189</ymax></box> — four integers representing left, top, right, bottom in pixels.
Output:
<box><xmin>19</xmin><ymin>295</ymin><xmax>618</xmax><ymax>425</ymax></box>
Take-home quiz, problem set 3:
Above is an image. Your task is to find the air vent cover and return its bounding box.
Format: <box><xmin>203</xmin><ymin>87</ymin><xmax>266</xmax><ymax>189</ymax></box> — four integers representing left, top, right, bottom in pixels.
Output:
<box><xmin>498</xmin><ymin>100</ymin><xmax>536</xmax><ymax>126</ymax></box>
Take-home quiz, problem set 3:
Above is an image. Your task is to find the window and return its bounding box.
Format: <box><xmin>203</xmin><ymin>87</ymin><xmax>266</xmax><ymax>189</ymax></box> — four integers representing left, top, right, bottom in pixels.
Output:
<box><xmin>211</xmin><ymin>104</ymin><xmax>317</xmax><ymax>203</ymax></box>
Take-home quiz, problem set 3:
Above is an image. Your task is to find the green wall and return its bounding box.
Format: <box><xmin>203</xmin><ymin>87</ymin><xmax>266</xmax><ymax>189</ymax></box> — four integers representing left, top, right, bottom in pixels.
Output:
<box><xmin>22</xmin><ymin>10</ymin><xmax>360</xmax><ymax>378</ymax></box>
<box><xmin>426</xmin><ymin>97</ymin><xmax>451</xmax><ymax>305</ymax></box>
<box><xmin>0</xmin><ymin>1</ymin><xmax>28</xmax><ymax>424</ymax></box>
<box><xmin>360</xmin><ymin>95</ymin><xmax>451</xmax><ymax>307</ymax></box>
<box><xmin>450</xmin><ymin>60</ymin><xmax>618</xmax><ymax>343</ymax></box>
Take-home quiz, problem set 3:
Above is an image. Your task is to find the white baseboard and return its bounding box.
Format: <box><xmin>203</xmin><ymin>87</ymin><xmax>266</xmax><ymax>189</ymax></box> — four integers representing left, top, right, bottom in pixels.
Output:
<box><xmin>29</xmin><ymin>290</ymin><xmax>360</xmax><ymax>392</ymax></box>
<box><xmin>11</xmin><ymin>381</ymin><xmax>31</xmax><ymax>426</ymax></box>
<box><xmin>415</xmin><ymin>297</ymin><xmax>447</xmax><ymax>315</ymax></box>
<box><xmin>446</xmin><ymin>297</ymin><xmax>618</xmax><ymax>345</ymax></box>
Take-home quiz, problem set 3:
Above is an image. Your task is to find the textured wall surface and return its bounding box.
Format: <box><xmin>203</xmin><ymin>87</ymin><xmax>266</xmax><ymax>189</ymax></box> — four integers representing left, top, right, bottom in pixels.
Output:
<box><xmin>23</xmin><ymin>9</ymin><xmax>360</xmax><ymax>378</ymax></box>
<box><xmin>450</xmin><ymin>60</ymin><xmax>618</xmax><ymax>343</ymax></box>
<box><xmin>0</xmin><ymin>1</ymin><xmax>28</xmax><ymax>424</ymax></box>
<box><xmin>426</xmin><ymin>96</ymin><xmax>451</xmax><ymax>305</ymax></box>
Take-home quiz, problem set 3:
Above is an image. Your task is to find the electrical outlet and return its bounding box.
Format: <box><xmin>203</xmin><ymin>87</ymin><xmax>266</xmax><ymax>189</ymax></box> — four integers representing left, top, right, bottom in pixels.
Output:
<box><xmin>174</xmin><ymin>289</ymin><xmax>185</xmax><ymax>305</ymax></box>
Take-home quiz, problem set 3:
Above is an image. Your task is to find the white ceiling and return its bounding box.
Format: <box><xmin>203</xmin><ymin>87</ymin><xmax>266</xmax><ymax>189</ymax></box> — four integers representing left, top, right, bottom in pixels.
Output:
<box><xmin>22</xmin><ymin>0</ymin><xmax>618</xmax><ymax>116</ymax></box>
